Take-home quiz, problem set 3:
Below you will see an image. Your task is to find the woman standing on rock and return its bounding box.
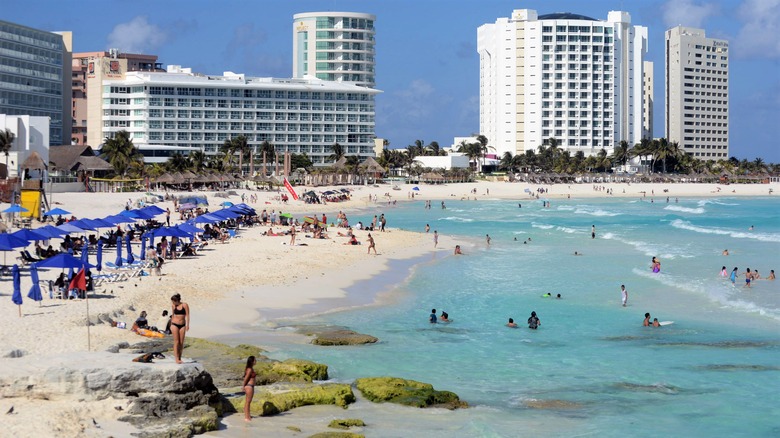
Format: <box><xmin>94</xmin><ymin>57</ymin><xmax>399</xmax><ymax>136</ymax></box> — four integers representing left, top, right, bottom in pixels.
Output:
<box><xmin>170</xmin><ymin>293</ymin><xmax>190</xmax><ymax>364</ymax></box>
<box><xmin>242</xmin><ymin>356</ymin><xmax>257</xmax><ymax>421</ymax></box>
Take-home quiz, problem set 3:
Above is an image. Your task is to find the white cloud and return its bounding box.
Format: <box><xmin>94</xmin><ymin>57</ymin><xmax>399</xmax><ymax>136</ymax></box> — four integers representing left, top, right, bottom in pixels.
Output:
<box><xmin>107</xmin><ymin>16</ymin><xmax>167</xmax><ymax>53</ymax></box>
<box><xmin>734</xmin><ymin>0</ymin><xmax>780</xmax><ymax>58</ymax></box>
<box><xmin>662</xmin><ymin>0</ymin><xmax>719</xmax><ymax>28</ymax></box>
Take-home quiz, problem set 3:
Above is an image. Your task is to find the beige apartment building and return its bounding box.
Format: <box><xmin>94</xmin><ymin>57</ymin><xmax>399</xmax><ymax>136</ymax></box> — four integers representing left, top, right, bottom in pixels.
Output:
<box><xmin>71</xmin><ymin>50</ymin><xmax>163</xmax><ymax>145</ymax></box>
<box><xmin>642</xmin><ymin>60</ymin><xmax>653</xmax><ymax>140</ymax></box>
<box><xmin>665</xmin><ymin>26</ymin><xmax>729</xmax><ymax>160</ymax></box>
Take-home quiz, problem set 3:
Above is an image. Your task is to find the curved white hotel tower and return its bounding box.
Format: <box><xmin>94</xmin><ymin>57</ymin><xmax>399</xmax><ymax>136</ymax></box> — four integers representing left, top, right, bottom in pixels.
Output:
<box><xmin>292</xmin><ymin>12</ymin><xmax>376</xmax><ymax>88</ymax></box>
<box><xmin>478</xmin><ymin>10</ymin><xmax>647</xmax><ymax>158</ymax></box>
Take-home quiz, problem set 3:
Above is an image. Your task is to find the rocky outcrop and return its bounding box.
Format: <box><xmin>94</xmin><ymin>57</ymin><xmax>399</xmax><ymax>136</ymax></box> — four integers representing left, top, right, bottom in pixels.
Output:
<box><xmin>229</xmin><ymin>383</ymin><xmax>355</xmax><ymax>416</ymax></box>
<box><xmin>354</xmin><ymin>377</ymin><xmax>467</xmax><ymax>409</ymax></box>
<box><xmin>0</xmin><ymin>351</ymin><xmax>220</xmax><ymax>437</ymax></box>
<box><xmin>311</xmin><ymin>330</ymin><xmax>378</xmax><ymax>346</ymax></box>
<box><xmin>181</xmin><ymin>338</ymin><xmax>328</xmax><ymax>387</ymax></box>
<box><xmin>292</xmin><ymin>325</ymin><xmax>379</xmax><ymax>346</ymax></box>
<box><xmin>328</xmin><ymin>418</ymin><xmax>366</xmax><ymax>429</ymax></box>
<box><xmin>309</xmin><ymin>433</ymin><xmax>365</xmax><ymax>438</ymax></box>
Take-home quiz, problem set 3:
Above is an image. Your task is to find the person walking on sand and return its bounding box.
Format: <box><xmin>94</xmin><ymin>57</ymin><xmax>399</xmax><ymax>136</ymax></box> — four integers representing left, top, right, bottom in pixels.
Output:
<box><xmin>620</xmin><ymin>285</ymin><xmax>628</xmax><ymax>307</ymax></box>
<box><xmin>367</xmin><ymin>233</ymin><xmax>377</xmax><ymax>255</ymax></box>
<box><xmin>433</xmin><ymin>230</ymin><xmax>439</xmax><ymax>248</ymax></box>
<box><xmin>242</xmin><ymin>356</ymin><xmax>256</xmax><ymax>422</ymax></box>
<box><xmin>170</xmin><ymin>293</ymin><xmax>190</xmax><ymax>364</ymax></box>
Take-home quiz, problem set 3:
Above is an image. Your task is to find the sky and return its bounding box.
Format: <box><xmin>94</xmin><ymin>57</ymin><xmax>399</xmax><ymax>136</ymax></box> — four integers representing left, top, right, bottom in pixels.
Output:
<box><xmin>5</xmin><ymin>0</ymin><xmax>779</xmax><ymax>162</ymax></box>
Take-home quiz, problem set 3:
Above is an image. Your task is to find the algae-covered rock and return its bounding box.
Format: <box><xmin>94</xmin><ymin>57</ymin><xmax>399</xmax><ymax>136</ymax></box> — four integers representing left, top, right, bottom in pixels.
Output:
<box><xmin>309</xmin><ymin>433</ymin><xmax>365</xmax><ymax>438</ymax></box>
<box><xmin>311</xmin><ymin>330</ymin><xmax>378</xmax><ymax>346</ymax></box>
<box><xmin>328</xmin><ymin>418</ymin><xmax>366</xmax><ymax>429</ymax></box>
<box><xmin>287</xmin><ymin>426</ymin><xmax>303</xmax><ymax>432</ymax></box>
<box><xmin>355</xmin><ymin>377</ymin><xmax>467</xmax><ymax>409</ymax></box>
<box><xmin>229</xmin><ymin>383</ymin><xmax>355</xmax><ymax>416</ymax></box>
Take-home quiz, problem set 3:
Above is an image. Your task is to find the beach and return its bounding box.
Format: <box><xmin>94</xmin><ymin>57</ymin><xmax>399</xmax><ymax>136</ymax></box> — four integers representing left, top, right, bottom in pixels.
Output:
<box><xmin>1</xmin><ymin>180</ymin><xmax>777</xmax><ymax>437</ymax></box>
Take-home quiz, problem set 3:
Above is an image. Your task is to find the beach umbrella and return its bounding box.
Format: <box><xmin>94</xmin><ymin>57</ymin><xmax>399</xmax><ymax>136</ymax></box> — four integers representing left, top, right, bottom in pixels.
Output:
<box><xmin>102</xmin><ymin>214</ymin><xmax>136</xmax><ymax>225</ymax></box>
<box><xmin>81</xmin><ymin>241</ymin><xmax>89</xmax><ymax>267</ymax></box>
<box><xmin>141</xmin><ymin>205</ymin><xmax>166</xmax><ymax>216</ymax></box>
<box><xmin>193</xmin><ymin>213</ymin><xmax>222</xmax><ymax>224</ymax></box>
<box><xmin>0</xmin><ymin>233</ymin><xmax>31</xmax><ymax>250</ymax></box>
<box><xmin>27</xmin><ymin>264</ymin><xmax>43</xmax><ymax>306</ymax></box>
<box><xmin>119</xmin><ymin>209</ymin><xmax>156</xmax><ymax>220</ymax></box>
<box><xmin>12</xmin><ymin>264</ymin><xmax>22</xmax><ymax>316</ymax></box>
<box><xmin>96</xmin><ymin>240</ymin><xmax>104</xmax><ymax>272</ymax></box>
<box><xmin>35</xmin><ymin>225</ymin><xmax>68</xmax><ymax>239</ymax></box>
<box><xmin>412</xmin><ymin>186</ymin><xmax>420</xmax><ymax>191</ymax></box>
<box><xmin>139</xmin><ymin>233</ymin><xmax>146</xmax><ymax>261</ymax></box>
<box><xmin>3</xmin><ymin>204</ymin><xmax>28</xmax><ymax>213</ymax></box>
<box><xmin>56</xmin><ymin>223</ymin><xmax>87</xmax><ymax>234</ymax></box>
<box><xmin>68</xmin><ymin>219</ymin><xmax>97</xmax><ymax>231</ymax></box>
<box><xmin>44</xmin><ymin>207</ymin><xmax>71</xmax><ymax>216</ymax></box>
<box><xmin>68</xmin><ymin>247</ymin><xmax>75</xmax><ymax>279</ymax></box>
<box><xmin>81</xmin><ymin>218</ymin><xmax>114</xmax><ymax>229</ymax></box>
<box><xmin>125</xmin><ymin>234</ymin><xmax>134</xmax><ymax>264</ymax></box>
<box><xmin>211</xmin><ymin>209</ymin><xmax>240</xmax><ymax>220</ymax></box>
<box><xmin>115</xmin><ymin>236</ymin><xmax>123</xmax><ymax>267</ymax></box>
<box><xmin>151</xmin><ymin>227</ymin><xmax>192</xmax><ymax>238</ymax></box>
<box><xmin>10</xmin><ymin>229</ymin><xmax>49</xmax><ymax>242</ymax></box>
<box><xmin>35</xmin><ymin>253</ymin><xmax>95</xmax><ymax>270</ymax></box>
<box><xmin>176</xmin><ymin>222</ymin><xmax>203</xmax><ymax>235</ymax></box>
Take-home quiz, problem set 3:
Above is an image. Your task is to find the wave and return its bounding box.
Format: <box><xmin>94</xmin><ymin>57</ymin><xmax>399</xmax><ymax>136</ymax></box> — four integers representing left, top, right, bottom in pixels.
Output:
<box><xmin>697</xmin><ymin>199</ymin><xmax>739</xmax><ymax>207</ymax></box>
<box><xmin>670</xmin><ymin>219</ymin><xmax>780</xmax><ymax>243</ymax></box>
<box><xmin>438</xmin><ymin>216</ymin><xmax>474</xmax><ymax>223</ymax></box>
<box><xmin>664</xmin><ymin>205</ymin><xmax>706</xmax><ymax>214</ymax></box>
<box><xmin>604</xmin><ymin>234</ymin><xmax>694</xmax><ymax>259</ymax></box>
<box><xmin>556</xmin><ymin>226</ymin><xmax>580</xmax><ymax>234</ymax></box>
<box><xmin>573</xmin><ymin>208</ymin><xmax>622</xmax><ymax>217</ymax></box>
<box><xmin>557</xmin><ymin>205</ymin><xmax>575</xmax><ymax>211</ymax></box>
<box><xmin>531</xmin><ymin>223</ymin><xmax>554</xmax><ymax>230</ymax></box>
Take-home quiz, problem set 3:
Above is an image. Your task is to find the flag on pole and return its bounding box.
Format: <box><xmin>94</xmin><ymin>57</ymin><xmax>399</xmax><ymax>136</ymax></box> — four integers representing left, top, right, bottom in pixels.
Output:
<box><xmin>69</xmin><ymin>267</ymin><xmax>87</xmax><ymax>292</ymax></box>
<box><xmin>283</xmin><ymin>178</ymin><xmax>299</xmax><ymax>200</ymax></box>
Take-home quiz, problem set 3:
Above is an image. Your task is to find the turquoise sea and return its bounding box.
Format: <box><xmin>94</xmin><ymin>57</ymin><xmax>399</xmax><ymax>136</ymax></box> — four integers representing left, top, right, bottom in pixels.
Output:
<box><xmin>223</xmin><ymin>196</ymin><xmax>780</xmax><ymax>437</ymax></box>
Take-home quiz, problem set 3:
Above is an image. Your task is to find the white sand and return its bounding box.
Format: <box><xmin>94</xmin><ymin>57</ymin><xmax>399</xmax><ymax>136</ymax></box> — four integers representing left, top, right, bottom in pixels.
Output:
<box><xmin>0</xmin><ymin>180</ymin><xmax>775</xmax><ymax>437</ymax></box>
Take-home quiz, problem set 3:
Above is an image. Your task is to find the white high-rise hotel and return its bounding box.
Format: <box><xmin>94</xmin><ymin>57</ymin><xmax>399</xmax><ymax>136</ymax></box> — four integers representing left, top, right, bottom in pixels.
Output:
<box><xmin>478</xmin><ymin>10</ymin><xmax>648</xmax><ymax>159</ymax></box>
<box><xmin>665</xmin><ymin>26</ymin><xmax>729</xmax><ymax>160</ymax></box>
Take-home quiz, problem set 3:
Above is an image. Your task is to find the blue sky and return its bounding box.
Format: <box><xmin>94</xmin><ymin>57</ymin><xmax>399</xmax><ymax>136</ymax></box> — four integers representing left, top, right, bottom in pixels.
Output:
<box><xmin>6</xmin><ymin>0</ymin><xmax>779</xmax><ymax>162</ymax></box>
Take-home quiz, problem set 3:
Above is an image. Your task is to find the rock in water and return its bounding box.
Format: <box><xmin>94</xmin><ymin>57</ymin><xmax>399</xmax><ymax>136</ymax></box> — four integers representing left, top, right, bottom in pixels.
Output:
<box><xmin>310</xmin><ymin>330</ymin><xmax>378</xmax><ymax>346</ymax></box>
<box><xmin>354</xmin><ymin>377</ymin><xmax>467</xmax><ymax>409</ymax></box>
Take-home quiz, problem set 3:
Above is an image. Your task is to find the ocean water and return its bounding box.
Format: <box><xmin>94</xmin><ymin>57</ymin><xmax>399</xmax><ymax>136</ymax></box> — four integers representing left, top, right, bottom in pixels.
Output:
<box><xmin>224</xmin><ymin>196</ymin><xmax>780</xmax><ymax>437</ymax></box>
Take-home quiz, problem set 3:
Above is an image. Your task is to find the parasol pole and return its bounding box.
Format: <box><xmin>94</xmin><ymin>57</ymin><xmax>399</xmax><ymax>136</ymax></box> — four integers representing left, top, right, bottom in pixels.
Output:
<box><xmin>86</xmin><ymin>279</ymin><xmax>91</xmax><ymax>351</ymax></box>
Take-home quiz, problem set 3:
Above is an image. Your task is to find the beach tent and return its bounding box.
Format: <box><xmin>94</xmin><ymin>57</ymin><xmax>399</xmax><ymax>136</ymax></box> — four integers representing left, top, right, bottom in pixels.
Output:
<box><xmin>178</xmin><ymin>196</ymin><xmax>208</xmax><ymax>207</ymax></box>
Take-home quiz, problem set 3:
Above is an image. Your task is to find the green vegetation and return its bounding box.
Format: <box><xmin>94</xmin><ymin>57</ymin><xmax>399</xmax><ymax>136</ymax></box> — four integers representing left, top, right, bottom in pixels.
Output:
<box><xmin>354</xmin><ymin>377</ymin><xmax>467</xmax><ymax>409</ymax></box>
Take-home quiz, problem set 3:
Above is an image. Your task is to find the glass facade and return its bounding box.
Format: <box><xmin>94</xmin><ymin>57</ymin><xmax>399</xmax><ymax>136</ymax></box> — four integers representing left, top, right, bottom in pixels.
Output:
<box><xmin>0</xmin><ymin>20</ymin><xmax>65</xmax><ymax>144</ymax></box>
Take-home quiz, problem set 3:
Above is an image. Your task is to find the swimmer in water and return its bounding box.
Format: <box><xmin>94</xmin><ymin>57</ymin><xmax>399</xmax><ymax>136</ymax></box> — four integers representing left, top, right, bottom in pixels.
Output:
<box><xmin>722</xmin><ymin>249</ymin><xmax>729</xmax><ymax>256</ymax></box>
<box><xmin>643</xmin><ymin>313</ymin><xmax>651</xmax><ymax>327</ymax></box>
<box><xmin>744</xmin><ymin>268</ymin><xmax>752</xmax><ymax>288</ymax></box>
<box><xmin>651</xmin><ymin>257</ymin><xmax>661</xmax><ymax>273</ymax></box>
<box><xmin>440</xmin><ymin>311</ymin><xmax>451</xmax><ymax>322</ymax></box>
<box><xmin>768</xmin><ymin>270</ymin><xmax>775</xmax><ymax>280</ymax></box>
<box><xmin>429</xmin><ymin>309</ymin><xmax>437</xmax><ymax>324</ymax></box>
<box><xmin>506</xmin><ymin>318</ymin><xmax>518</xmax><ymax>328</ymax></box>
<box><xmin>556</xmin><ymin>294</ymin><xmax>561</xmax><ymax>299</ymax></box>
<box><xmin>652</xmin><ymin>318</ymin><xmax>661</xmax><ymax>327</ymax></box>
<box><xmin>720</xmin><ymin>266</ymin><xmax>728</xmax><ymax>277</ymax></box>
<box><xmin>454</xmin><ymin>245</ymin><xmax>463</xmax><ymax>255</ymax></box>
<box><xmin>730</xmin><ymin>267</ymin><xmax>738</xmax><ymax>285</ymax></box>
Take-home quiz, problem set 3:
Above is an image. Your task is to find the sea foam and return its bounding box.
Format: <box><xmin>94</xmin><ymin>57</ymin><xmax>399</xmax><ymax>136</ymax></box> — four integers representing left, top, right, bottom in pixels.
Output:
<box><xmin>664</xmin><ymin>205</ymin><xmax>705</xmax><ymax>214</ymax></box>
<box><xmin>670</xmin><ymin>219</ymin><xmax>780</xmax><ymax>242</ymax></box>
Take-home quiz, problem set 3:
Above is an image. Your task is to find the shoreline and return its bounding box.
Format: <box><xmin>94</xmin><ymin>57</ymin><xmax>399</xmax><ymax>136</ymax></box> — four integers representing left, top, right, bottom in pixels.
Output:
<box><xmin>0</xmin><ymin>181</ymin><xmax>777</xmax><ymax>437</ymax></box>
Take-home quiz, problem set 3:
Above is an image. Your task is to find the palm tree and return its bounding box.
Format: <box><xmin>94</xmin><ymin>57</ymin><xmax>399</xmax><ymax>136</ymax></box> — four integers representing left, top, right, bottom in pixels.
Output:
<box><xmin>100</xmin><ymin>130</ymin><xmax>142</xmax><ymax>177</ymax></box>
<box><xmin>231</xmin><ymin>135</ymin><xmax>250</xmax><ymax>175</ymax></box>
<box><xmin>188</xmin><ymin>150</ymin><xmax>207</xmax><ymax>172</ymax></box>
<box><xmin>219</xmin><ymin>139</ymin><xmax>235</xmax><ymax>169</ymax></box>
<box><xmin>0</xmin><ymin>128</ymin><xmax>15</xmax><ymax>180</ymax></box>
<box><xmin>456</xmin><ymin>141</ymin><xmax>482</xmax><ymax>171</ymax></box>
<box><xmin>328</xmin><ymin>142</ymin><xmax>345</xmax><ymax>163</ymax></box>
<box><xmin>655</xmin><ymin>138</ymin><xmax>680</xmax><ymax>173</ymax></box>
<box><xmin>426</xmin><ymin>141</ymin><xmax>444</xmax><ymax>156</ymax></box>
<box><xmin>166</xmin><ymin>153</ymin><xmax>190</xmax><ymax>172</ymax></box>
<box><xmin>476</xmin><ymin>135</ymin><xmax>493</xmax><ymax>170</ymax></box>
<box><xmin>610</xmin><ymin>140</ymin><xmax>631</xmax><ymax>167</ymax></box>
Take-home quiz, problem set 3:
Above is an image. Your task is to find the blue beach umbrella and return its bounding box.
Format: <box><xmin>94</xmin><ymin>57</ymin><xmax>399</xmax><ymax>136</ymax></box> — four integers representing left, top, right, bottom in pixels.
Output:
<box><xmin>177</xmin><ymin>222</ymin><xmax>203</xmax><ymax>235</ymax></box>
<box><xmin>35</xmin><ymin>225</ymin><xmax>68</xmax><ymax>239</ymax></box>
<box><xmin>81</xmin><ymin>242</ymin><xmax>89</xmax><ymax>267</ymax></box>
<box><xmin>96</xmin><ymin>240</ymin><xmax>104</xmax><ymax>272</ymax></box>
<box><xmin>3</xmin><ymin>204</ymin><xmax>28</xmax><ymax>213</ymax></box>
<box><xmin>103</xmin><ymin>214</ymin><xmax>136</xmax><ymax>225</ymax></box>
<box><xmin>140</xmin><ymin>205</ymin><xmax>166</xmax><ymax>216</ymax></box>
<box><xmin>56</xmin><ymin>223</ymin><xmax>87</xmax><ymax>234</ymax></box>
<box><xmin>27</xmin><ymin>264</ymin><xmax>43</xmax><ymax>304</ymax></box>
<box><xmin>139</xmin><ymin>233</ymin><xmax>146</xmax><ymax>261</ymax></box>
<box><xmin>68</xmin><ymin>219</ymin><xmax>96</xmax><ymax>231</ymax></box>
<box><xmin>35</xmin><ymin>253</ymin><xmax>95</xmax><ymax>270</ymax></box>
<box><xmin>412</xmin><ymin>186</ymin><xmax>420</xmax><ymax>191</ymax></box>
<box><xmin>125</xmin><ymin>234</ymin><xmax>134</xmax><ymax>264</ymax></box>
<box><xmin>115</xmin><ymin>236</ymin><xmax>123</xmax><ymax>267</ymax></box>
<box><xmin>193</xmin><ymin>213</ymin><xmax>222</xmax><ymax>224</ymax></box>
<box><xmin>44</xmin><ymin>207</ymin><xmax>71</xmax><ymax>216</ymax></box>
<box><xmin>12</xmin><ymin>264</ymin><xmax>22</xmax><ymax>316</ymax></box>
<box><xmin>0</xmin><ymin>233</ymin><xmax>29</xmax><ymax>251</ymax></box>
<box><xmin>67</xmin><ymin>247</ymin><xmax>74</xmax><ymax>279</ymax></box>
<box><xmin>11</xmin><ymin>228</ymin><xmax>49</xmax><ymax>243</ymax></box>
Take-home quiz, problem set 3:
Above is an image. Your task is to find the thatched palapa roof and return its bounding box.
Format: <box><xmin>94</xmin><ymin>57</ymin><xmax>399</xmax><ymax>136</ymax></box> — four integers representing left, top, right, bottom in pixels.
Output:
<box><xmin>49</xmin><ymin>145</ymin><xmax>112</xmax><ymax>172</ymax></box>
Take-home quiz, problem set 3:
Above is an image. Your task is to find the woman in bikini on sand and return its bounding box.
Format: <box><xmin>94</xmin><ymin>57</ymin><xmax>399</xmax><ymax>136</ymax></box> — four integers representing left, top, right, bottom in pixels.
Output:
<box><xmin>170</xmin><ymin>293</ymin><xmax>190</xmax><ymax>364</ymax></box>
<box><xmin>242</xmin><ymin>356</ymin><xmax>256</xmax><ymax>421</ymax></box>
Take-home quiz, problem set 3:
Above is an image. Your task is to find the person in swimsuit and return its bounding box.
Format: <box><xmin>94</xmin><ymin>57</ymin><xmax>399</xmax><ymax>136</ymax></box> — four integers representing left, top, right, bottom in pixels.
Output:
<box><xmin>440</xmin><ymin>311</ymin><xmax>451</xmax><ymax>322</ymax></box>
<box><xmin>743</xmin><ymin>268</ymin><xmax>752</xmax><ymax>288</ymax></box>
<box><xmin>620</xmin><ymin>285</ymin><xmax>628</xmax><ymax>307</ymax></box>
<box><xmin>242</xmin><ymin>356</ymin><xmax>257</xmax><ymax>421</ymax></box>
<box><xmin>527</xmin><ymin>311</ymin><xmax>540</xmax><ymax>329</ymax></box>
<box><xmin>651</xmin><ymin>257</ymin><xmax>661</xmax><ymax>273</ymax></box>
<box><xmin>643</xmin><ymin>313</ymin><xmax>651</xmax><ymax>327</ymax></box>
<box><xmin>652</xmin><ymin>318</ymin><xmax>661</xmax><ymax>327</ymax></box>
<box><xmin>367</xmin><ymin>233</ymin><xmax>377</xmax><ymax>255</ymax></box>
<box><xmin>454</xmin><ymin>245</ymin><xmax>463</xmax><ymax>255</ymax></box>
<box><xmin>170</xmin><ymin>293</ymin><xmax>190</xmax><ymax>364</ymax></box>
<box><xmin>720</xmin><ymin>266</ymin><xmax>728</xmax><ymax>278</ymax></box>
<box><xmin>730</xmin><ymin>267</ymin><xmax>738</xmax><ymax>285</ymax></box>
<box><xmin>506</xmin><ymin>318</ymin><xmax>518</xmax><ymax>328</ymax></box>
<box><xmin>429</xmin><ymin>309</ymin><xmax>437</xmax><ymax>324</ymax></box>
<box><xmin>768</xmin><ymin>270</ymin><xmax>776</xmax><ymax>280</ymax></box>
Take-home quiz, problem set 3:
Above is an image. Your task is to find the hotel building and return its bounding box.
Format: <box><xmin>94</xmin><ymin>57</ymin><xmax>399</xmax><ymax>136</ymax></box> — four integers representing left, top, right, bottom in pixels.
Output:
<box><xmin>71</xmin><ymin>49</ymin><xmax>164</xmax><ymax>146</ymax></box>
<box><xmin>292</xmin><ymin>12</ymin><xmax>376</xmax><ymax>88</ymax></box>
<box><xmin>642</xmin><ymin>61</ymin><xmax>653</xmax><ymax>140</ymax></box>
<box><xmin>0</xmin><ymin>20</ymin><xmax>71</xmax><ymax>146</ymax></box>
<box><xmin>665</xmin><ymin>26</ymin><xmax>729</xmax><ymax>160</ymax></box>
<box><xmin>87</xmin><ymin>65</ymin><xmax>380</xmax><ymax>165</ymax></box>
<box><xmin>477</xmin><ymin>10</ymin><xmax>648</xmax><ymax>158</ymax></box>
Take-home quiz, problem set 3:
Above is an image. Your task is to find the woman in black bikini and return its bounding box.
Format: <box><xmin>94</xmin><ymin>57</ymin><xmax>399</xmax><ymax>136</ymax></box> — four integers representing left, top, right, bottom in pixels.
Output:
<box><xmin>242</xmin><ymin>356</ymin><xmax>256</xmax><ymax>421</ymax></box>
<box><xmin>170</xmin><ymin>293</ymin><xmax>190</xmax><ymax>364</ymax></box>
